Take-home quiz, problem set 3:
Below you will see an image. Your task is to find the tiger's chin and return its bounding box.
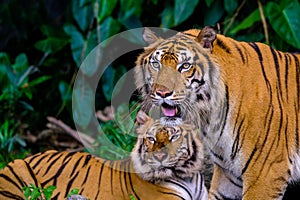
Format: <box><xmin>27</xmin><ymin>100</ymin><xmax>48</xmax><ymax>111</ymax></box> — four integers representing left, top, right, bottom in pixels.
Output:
<box><xmin>137</xmin><ymin>167</ymin><xmax>175</xmax><ymax>183</ymax></box>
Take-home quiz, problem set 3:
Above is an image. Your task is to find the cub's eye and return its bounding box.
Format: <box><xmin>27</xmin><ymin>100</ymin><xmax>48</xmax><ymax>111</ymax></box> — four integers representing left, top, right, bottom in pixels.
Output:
<box><xmin>179</xmin><ymin>63</ymin><xmax>192</xmax><ymax>72</ymax></box>
<box><xmin>147</xmin><ymin>136</ymin><xmax>156</xmax><ymax>144</ymax></box>
<box><xmin>151</xmin><ymin>61</ymin><xmax>160</xmax><ymax>70</ymax></box>
<box><xmin>170</xmin><ymin>134</ymin><xmax>181</xmax><ymax>142</ymax></box>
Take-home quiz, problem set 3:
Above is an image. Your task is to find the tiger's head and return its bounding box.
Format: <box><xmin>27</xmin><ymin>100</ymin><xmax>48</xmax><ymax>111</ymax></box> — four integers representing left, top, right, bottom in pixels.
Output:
<box><xmin>134</xmin><ymin>27</ymin><xmax>225</xmax><ymax>127</ymax></box>
<box><xmin>131</xmin><ymin>110</ymin><xmax>204</xmax><ymax>183</ymax></box>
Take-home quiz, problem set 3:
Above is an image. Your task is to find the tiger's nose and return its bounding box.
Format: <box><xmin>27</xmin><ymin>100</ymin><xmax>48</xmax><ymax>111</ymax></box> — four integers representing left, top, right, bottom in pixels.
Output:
<box><xmin>156</xmin><ymin>90</ymin><xmax>173</xmax><ymax>98</ymax></box>
<box><xmin>154</xmin><ymin>151</ymin><xmax>168</xmax><ymax>162</ymax></box>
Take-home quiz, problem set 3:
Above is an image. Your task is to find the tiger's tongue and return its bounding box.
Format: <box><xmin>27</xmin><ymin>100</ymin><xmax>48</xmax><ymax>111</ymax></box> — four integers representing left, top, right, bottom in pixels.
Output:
<box><xmin>162</xmin><ymin>106</ymin><xmax>176</xmax><ymax>117</ymax></box>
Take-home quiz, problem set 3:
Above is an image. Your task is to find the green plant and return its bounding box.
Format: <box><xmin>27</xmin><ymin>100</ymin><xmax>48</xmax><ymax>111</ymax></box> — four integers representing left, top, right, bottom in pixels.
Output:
<box><xmin>94</xmin><ymin>103</ymin><xmax>139</xmax><ymax>160</ymax></box>
<box><xmin>67</xmin><ymin>188</ymin><xmax>80</xmax><ymax>197</ymax></box>
<box><xmin>22</xmin><ymin>184</ymin><xmax>56</xmax><ymax>200</ymax></box>
<box><xmin>0</xmin><ymin>120</ymin><xmax>27</xmax><ymax>169</ymax></box>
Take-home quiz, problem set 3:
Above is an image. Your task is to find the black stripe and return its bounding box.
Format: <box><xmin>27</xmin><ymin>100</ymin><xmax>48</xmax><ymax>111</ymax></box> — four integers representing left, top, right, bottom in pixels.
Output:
<box><xmin>284</xmin><ymin>54</ymin><xmax>290</xmax><ymax>101</ymax></box>
<box><xmin>211</xmin><ymin>150</ymin><xmax>224</xmax><ymax>161</ymax></box>
<box><xmin>82</xmin><ymin>154</ymin><xmax>92</xmax><ymax>167</ymax></box>
<box><xmin>110</xmin><ymin>161</ymin><xmax>114</xmax><ymax>196</ymax></box>
<box><xmin>31</xmin><ymin>153</ymin><xmax>50</xmax><ymax>170</ymax></box>
<box><xmin>128</xmin><ymin>172</ymin><xmax>141</xmax><ymax>200</ymax></box>
<box><xmin>94</xmin><ymin>160</ymin><xmax>107</xmax><ymax>199</ymax></box>
<box><xmin>66</xmin><ymin>170</ymin><xmax>79</xmax><ymax>198</ymax></box>
<box><xmin>7</xmin><ymin>164</ymin><xmax>26</xmax><ymax>188</ymax></box>
<box><xmin>41</xmin><ymin>155</ymin><xmax>72</xmax><ymax>188</ymax></box>
<box><xmin>218</xmin><ymin>85</ymin><xmax>230</xmax><ymax>139</ymax></box>
<box><xmin>119</xmin><ymin>162</ymin><xmax>126</xmax><ymax>198</ymax></box>
<box><xmin>233</xmin><ymin>43</ymin><xmax>245</xmax><ymax>64</ymax></box>
<box><xmin>242</xmin><ymin>146</ymin><xmax>257</xmax><ymax>175</ymax></box>
<box><xmin>78</xmin><ymin>165</ymin><xmax>91</xmax><ymax>196</ymax></box>
<box><xmin>165</xmin><ymin>179</ymin><xmax>193</xmax><ymax>199</ymax></box>
<box><xmin>0</xmin><ymin>173</ymin><xmax>22</xmax><ymax>191</ymax></box>
<box><xmin>216</xmin><ymin>38</ymin><xmax>230</xmax><ymax>53</ymax></box>
<box><xmin>292</xmin><ymin>54</ymin><xmax>300</xmax><ymax>151</ymax></box>
<box><xmin>0</xmin><ymin>191</ymin><xmax>24</xmax><ymax>200</ymax></box>
<box><xmin>69</xmin><ymin>155</ymin><xmax>84</xmax><ymax>178</ymax></box>
<box><xmin>159</xmin><ymin>191</ymin><xmax>185</xmax><ymax>199</ymax></box>
<box><xmin>270</xmin><ymin>47</ymin><xmax>282</xmax><ymax>97</ymax></box>
<box><xmin>43</xmin><ymin>153</ymin><xmax>64</xmax><ymax>176</ymax></box>
<box><xmin>24</xmin><ymin>161</ymin><xmax>39</xmax><ymax>188</ymax></box>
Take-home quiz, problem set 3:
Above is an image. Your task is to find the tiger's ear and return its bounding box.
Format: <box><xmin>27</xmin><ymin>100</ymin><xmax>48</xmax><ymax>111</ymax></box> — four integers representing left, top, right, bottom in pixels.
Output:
<box><xmin>195</xmin><ymin>26</ymin><xmax>216</xmax><ymax>51</ymax></box>
<box><xmin>143</xmin><ymin>27</ymin><xmax>160</xmax><ymax>44</ymax></box>
<box><xmin>136</xmin><ymin>110</ymin><xmax>152</xmax><ymax>125</ymax></box>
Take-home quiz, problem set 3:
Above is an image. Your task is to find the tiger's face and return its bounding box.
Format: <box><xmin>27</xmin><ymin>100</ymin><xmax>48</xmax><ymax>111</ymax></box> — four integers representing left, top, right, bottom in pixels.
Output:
<box><xmin>135</xmin><ymin>27</ymin><xmax>222</xmax><ymax>124</ymax></box>
<box><xmin>131</xmin><ymin>111</ymin><xmax>204</xmax><ymax>182</ymax></box>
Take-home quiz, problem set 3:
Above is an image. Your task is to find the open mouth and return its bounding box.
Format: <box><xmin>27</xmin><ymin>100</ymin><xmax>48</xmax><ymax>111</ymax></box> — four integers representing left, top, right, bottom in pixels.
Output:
<box><xmin>161</xmin><ymin>103</ymin><xmax>181</xmax><ymax>117</ymax></box>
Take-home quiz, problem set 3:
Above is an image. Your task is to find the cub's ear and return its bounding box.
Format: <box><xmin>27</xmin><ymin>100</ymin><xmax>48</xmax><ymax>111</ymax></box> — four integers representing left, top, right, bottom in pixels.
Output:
<box><xmin>143</xmin><ymin>27</ymin><xmax>160</xmax><ymax>44</ymax></box>
<box><xmin>195</xmin><ymin>26</ymin><xmax>216</xmax><ymax>51</ymax></box>
<box><xmin>136</xmin><ymin>110</ymin><xmax>151</xmax><ymax>125</ymax></box>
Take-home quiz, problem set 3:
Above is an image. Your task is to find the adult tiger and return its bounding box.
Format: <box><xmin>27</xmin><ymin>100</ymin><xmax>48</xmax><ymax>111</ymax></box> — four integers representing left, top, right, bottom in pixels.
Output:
<box><xmin>0</xmin><ymin>111</ymin><xmax>207</xmax><ymax>200</ymax></box>
<box><xmin>135</xmin><ymin>27</ymin><xmax>300</xmax><ymax>199</ymax></box>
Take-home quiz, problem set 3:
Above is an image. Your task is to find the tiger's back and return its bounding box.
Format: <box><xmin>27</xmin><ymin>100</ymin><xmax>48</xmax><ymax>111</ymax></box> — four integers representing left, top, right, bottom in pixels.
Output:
<box><xmin>0</xmin><ymin>150</ymin><xmax>204</xmax><ymax>200</ymax></box>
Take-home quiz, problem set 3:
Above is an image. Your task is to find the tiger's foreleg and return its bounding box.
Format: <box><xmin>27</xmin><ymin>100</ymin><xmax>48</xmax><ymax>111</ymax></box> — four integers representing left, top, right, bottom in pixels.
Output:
<box><xmin>208</xmin><ymin>164</ymin><xmax>242</xmax><ymax>200</ymax></box>
<box><xmin>242</xmin><ymin>166</ymin><xmax>289</xmax><ymax>200</ymax></box>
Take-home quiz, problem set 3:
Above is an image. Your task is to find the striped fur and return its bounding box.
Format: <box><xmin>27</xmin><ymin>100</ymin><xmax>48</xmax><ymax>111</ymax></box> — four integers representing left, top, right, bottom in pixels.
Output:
<box><xmin>0</xmin><ymin>115</ymin><xmax>207</xmax><ymax>200</ymax></box>
<box><xmin>135</xmin><ymin>27</ymin><xmax>300</xmax><ymax>200</ymax></box>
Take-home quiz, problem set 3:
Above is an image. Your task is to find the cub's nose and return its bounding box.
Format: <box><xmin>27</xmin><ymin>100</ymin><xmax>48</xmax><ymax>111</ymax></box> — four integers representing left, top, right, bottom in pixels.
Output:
<box><xmin>153</xmin><ymin>151</ymin><xmax>168</xmax><ymax>162</ymax></box>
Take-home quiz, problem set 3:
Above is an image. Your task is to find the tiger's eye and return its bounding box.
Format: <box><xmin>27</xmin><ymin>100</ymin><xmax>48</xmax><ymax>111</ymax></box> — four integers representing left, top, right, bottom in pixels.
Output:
<box><xmin>182</xmin><ymin>63</ymin><xmax>191</xmax><ymax>69</ymax></box>
<box><xmin>151</xmin><ymin>61</ymin><xmax>160</xmax><ymax>69</ymax></box>
<box><xmin>170</xmin><ymin>134</ymin><xmax>181</xmax><ymax>142</ymax></box>
<box><xmin>178</xmin><ymin>62</ymin><xmax>192</xmax><ymax>72</ymax></box>
<box><xmin>147</xmin><ymin>136</ymin><xmax>155</xmax><ymax>143</ymax></box>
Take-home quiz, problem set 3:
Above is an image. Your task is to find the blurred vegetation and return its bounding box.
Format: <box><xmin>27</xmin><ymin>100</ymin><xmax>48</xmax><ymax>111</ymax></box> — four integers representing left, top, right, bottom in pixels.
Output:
<box><xmin>0</xmin><ymin>0</ymin><xmax>299</xmax><ymax>166</ymax></box>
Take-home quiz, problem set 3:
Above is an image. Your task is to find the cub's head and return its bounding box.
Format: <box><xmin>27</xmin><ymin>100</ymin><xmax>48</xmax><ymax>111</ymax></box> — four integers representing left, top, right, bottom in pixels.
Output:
<box><xmin>131</xmin><ymin>111</ymin><xmax>204</xmax><ymax>182</ymax></box>
<box><xmin>134</xmin><ymin>27</ymin><xmax>224</xmax><ymax>125</ymax></box>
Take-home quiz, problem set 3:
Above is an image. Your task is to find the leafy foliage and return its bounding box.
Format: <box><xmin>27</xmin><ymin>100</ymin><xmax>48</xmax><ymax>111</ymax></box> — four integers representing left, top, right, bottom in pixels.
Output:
<box><xmin>0</xmin><ymin>0</ymin><xmax>299</xmax><ymax>165</ymax></box>
<box><xmin>22</xmin><ymin>184</ymin><xmax>56</xmax><ymax>200</ymax></box>
<box><xmin>94</xmin><ymin>103</ymin><xmax>139</xmax><ymax>160</ymax></box>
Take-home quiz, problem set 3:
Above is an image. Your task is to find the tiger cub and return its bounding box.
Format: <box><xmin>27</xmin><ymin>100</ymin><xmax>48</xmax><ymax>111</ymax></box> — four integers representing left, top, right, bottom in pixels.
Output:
<box><xmin>0</xmin><ymin>111</ymin><xmax>207</xmax><ymax>200</ymax></box>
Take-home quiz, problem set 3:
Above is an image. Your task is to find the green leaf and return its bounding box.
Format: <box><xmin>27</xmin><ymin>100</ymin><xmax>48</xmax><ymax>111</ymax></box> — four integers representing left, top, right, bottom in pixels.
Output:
<box><xmin>58</xmin><ymin>81</ymin><xmax>72</xmax><ymax>114</ymax></box>
<box><xmin>174</xmin><ymin>0</ymin><xmax>199</xmax><ymax>26</ymax></box>
<box><xmin>72</xmin><ymin>0</ymin><xmax>94</xmax><ymax>31</ymax></box>
<box><xmin>86</xmin><ymin>29</ymin><xmax>98</xmax><ymax>56</ymax></box>
<box><xmin>205</xmin><ymin>0</ymin><xmax>214</xmax><ymax>7</ymax></box>
<box><xmin>34</xmin><ymin>37</ymin><xmax>70</xmax><ymax>54</ymax></box>
<box><xmin>64</xmin><ymin>24</ymin><xmax>85</xmax><ymax>67</ymax></box>
<box><xmin>101</xmin><ymin>65</ymin><xmax>115</xmax><ymax>102</ymax></box>
<box><xmin>31</xmin><ymin>187</ymin><xmax>41</xmax><ymax>200</ymax></box>
<box><xmin>98</xmin><ymin>0</ymin><xmax>118</xmax><ymax>23</ymax></box>
<box><xmin>73</xmin><ymin>80</ymin><xmax>94</xmax><ymax>129</ymax></box>
<box><xmin>266</xmin><ymin>1</ymin><xmax>300</xmax><ymax>48</ymax></box>
<box><xmin>22</xmin><ymin>186</ymin><xmax>31</xmax><ymax>199</ymax></box>
<box><xmin>230</xmin><ymin>9</ymin><xmax>261</xmax><ymax>34</ymax></box>
<box><xmin>28</xmin><ymin>76</ymin><xmax>51</xmax><ymax>87</ymax></box>
<box><xmin>224</xmin><ymin>0</ymin><xmax>238</xmax><ymax>15</ymax></box>
<box><xmin>119</xmin><ymin>0</ymin><xmax>143</xmax><ymax>19</ymax></box>
<box><xmin>161</xmin><ymin>6</ymin><xmax>175</xmax><ymax>28</ymax></box>
<box><xmin>43</xmin><ymin>185</ymin><xmax>57</xmax><ymax>200</ymax></box>
<box><xmin>68</xmin><ymin>188</ymin><xmax>79</xmax><ymax>197</ymax></box>
<box><xmin>40</xmin><ymin>25</ymin><xmax>68</xmax><ymax>38</ymax></box>
<box><xmin>100</xmin><ymin>17</ymin><xmax>121</xmax><ymax>42</ymax></box>
<box><xmin>204</xmin><ymin>0</ymin><xmax>224</xmax><ymax>25</ymax></box>
<box><xmin>0</xmin><ymin>52</ymin><xmax>11</xmax><ymax>87</ymax></box>
<box><xmin>13</xmin><ymin>53</ymin><xmax>28</xmax><ymax>74</ymax></box>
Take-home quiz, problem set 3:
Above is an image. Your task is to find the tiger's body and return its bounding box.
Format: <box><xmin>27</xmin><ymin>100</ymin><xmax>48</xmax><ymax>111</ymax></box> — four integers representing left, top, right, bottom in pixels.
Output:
<box><xmin>0</xmin><ymin>112</ymin><xmax>207</xmax><ymax>200</ymax></box>
<box><xmin>135</xmin><ymin>27</ymin><xmax>300</xmax><ymax>199</ymax></box>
